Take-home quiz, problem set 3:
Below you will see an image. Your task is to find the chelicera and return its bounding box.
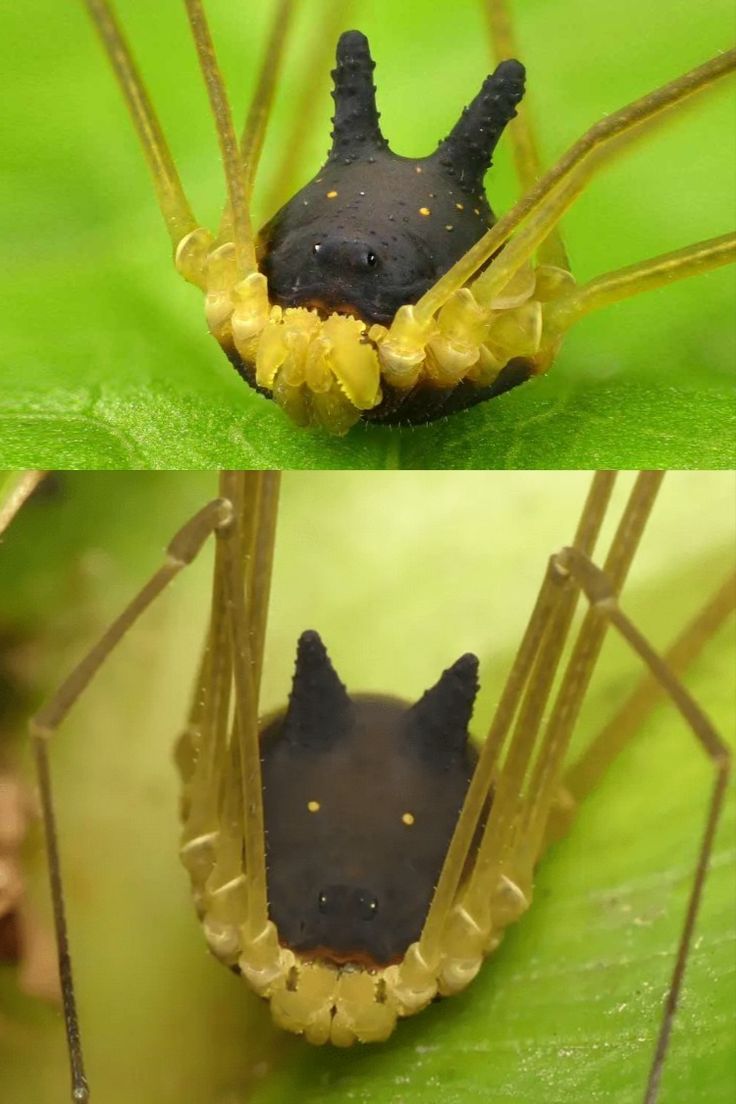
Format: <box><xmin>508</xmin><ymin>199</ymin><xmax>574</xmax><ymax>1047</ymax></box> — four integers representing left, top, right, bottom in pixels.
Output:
<box><xmin>83</xmin><ymin>1</ymin><xmax>735</xmax><ymax>434</ymax></box>
<box><xmin>28</xmin><ymin>471</ymin><xmax>734</xmax><ymax>1101</ymax></box>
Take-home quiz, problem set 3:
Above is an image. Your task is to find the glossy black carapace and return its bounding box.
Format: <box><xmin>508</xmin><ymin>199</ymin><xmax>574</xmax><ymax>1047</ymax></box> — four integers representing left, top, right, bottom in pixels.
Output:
<box><xmin>260</xmin><ymin>631</ymin><xmax>480</xmax><ymax>967</ymax></box>
<box><xmin>260</xmin><ymin>31</ymin><xmax>525</xmax><ymax>328</ymax></box>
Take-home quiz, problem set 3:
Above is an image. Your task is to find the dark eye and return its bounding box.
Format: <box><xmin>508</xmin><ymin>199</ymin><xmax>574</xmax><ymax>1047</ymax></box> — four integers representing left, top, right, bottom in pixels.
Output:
<box><xmin>366</xmin><ymin>251</ymin><xmax>377</xmax><ymax>267</ymax></box>
<box><xmin>357</xmin><ymin>892</ymin><xmax>379</xmax><ymax>921</ymax></box>
<box><xmin>318</xmin><ymin>891</ymin><xmax>328</xmax><ymax>913</ymax></box>
<box><xmin>312</xmin><ymin>242</ymin><xmax>321</xmax><ymax>255</ymax></box>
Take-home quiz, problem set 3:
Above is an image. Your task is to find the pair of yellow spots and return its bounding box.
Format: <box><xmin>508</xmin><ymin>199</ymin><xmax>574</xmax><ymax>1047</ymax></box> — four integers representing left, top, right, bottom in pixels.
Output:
<box><xmin>322</xmin><ymin>186</ymin><xmax>468</xmax><ymax>231</ymax></box>
<box><xmin>306</xmin><ymin>798</ymin><xmax>415</xmax><ymax>826</ymax></box>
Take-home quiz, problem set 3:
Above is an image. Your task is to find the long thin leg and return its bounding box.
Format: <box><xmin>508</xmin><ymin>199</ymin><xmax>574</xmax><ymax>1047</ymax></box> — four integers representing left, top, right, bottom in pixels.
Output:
<box><xmin>222</xmin><ymin>470</ymin><xmax>280</xmax><ymax>937</ymax></box>
<box><xmin>459</xmin><ymin>473</ymin><xmax>663</xmax><ymax>929</ymax></box>
<box><xmin>260</xmin><ymin>0</ymin><xmax>355</xmax><ymax>222</ymax></box>
<box><xmin>554</xmin><ymin>547</ymin><xmax>732</xmax><ymax>1104</ymax></box>
<box><xmin>483</xmin><ymin>0</ymin><xmax>569</xmax><ymax>271</ymax></box>
<box><xmin>516</xmin><ymin>473</ymin><xmax>664</xmax><ymax>874</ymax></box>
<box><xmin>544</xmin><ymin>233</ymin><xmax>736</xmax><ymax>335</ymax></box>
<box><xmin>562</xmin><ymin>568</ymin><xmax>736</xmax><ymax>808</ymax></box>
<box><xmin>179</xmin><ymin>473</ymin><xmax>281</xmax><ymax>966</ymax></box>
<box><xmin>238</xmin><ymin>0</ymin><xmax>297</xmax><ymax>202</ymax></box>
<box><xmin>30</xmin><ymin>493</ymin><xmax>234</xmax><ymax>1104</ymax></box>
<box><xmin>83</xmin><ymin>0</ymin><xmax>198</xmax><ymax>248</ymax></box>
<box><xmin>183</xmin><ymin>0</ymin><xmax>256</xmax><ymax>276</ymax></box>
<box><xmin>411</xmin><ymin>471</ymin><xmax>617</xmax><ymax>977</ymax></box>
<box><xmin>403</xmin><ymin>48</ymin><xmax>735</xmax><ymax>327</ymax></box>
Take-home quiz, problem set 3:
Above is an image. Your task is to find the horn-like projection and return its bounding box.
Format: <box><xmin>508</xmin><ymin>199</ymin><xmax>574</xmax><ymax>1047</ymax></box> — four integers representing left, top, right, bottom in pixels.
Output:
<box><xmin>404</xmin><ymin>653</ymin><xmax>480</xmax><ymax>757</ymax></box>
<box><xmin>282</xmin><ymin>630</ymin><xmax>353</xmax><ymax>748</ymax></box>
<box><xmin>434</xmin><ymin>59</ymin><xmax>526</xmax><ymax>187</ymax></box>
<box><xmin>328</xmin><ymin>30</ymin><xmax>388</xmax><ymax>163</ymax></box>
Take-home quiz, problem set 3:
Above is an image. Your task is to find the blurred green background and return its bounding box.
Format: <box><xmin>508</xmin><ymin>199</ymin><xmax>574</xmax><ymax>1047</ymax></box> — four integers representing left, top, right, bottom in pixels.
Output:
<box><xmin>0</xmin><ymin>471</ymin><xmax>734</xmax><ymax>1102</ymax></box>
<box><xmin>0</xmin><ymin>0</ymin><xmax>734</xmax><ymax>468</ymax></box>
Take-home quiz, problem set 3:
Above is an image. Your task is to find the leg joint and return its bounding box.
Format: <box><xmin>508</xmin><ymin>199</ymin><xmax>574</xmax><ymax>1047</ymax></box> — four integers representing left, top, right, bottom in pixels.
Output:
<box><xmin>166</xmin><ymin>497</ymin><xmax>234</xmax><ymax>565</ymax></box>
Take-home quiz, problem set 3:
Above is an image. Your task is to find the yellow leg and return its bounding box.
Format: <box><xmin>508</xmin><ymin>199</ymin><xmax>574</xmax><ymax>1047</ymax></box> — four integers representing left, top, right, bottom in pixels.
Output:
<box><xmin>83</xmin><ymin>0</ymin><xmax>198</xmax><ymax>248</ymax></box>
<box><xmin>411</xmin><ymin>471</ymin><xmax>617</xmax><ymax>973</ymax></box>
<box><xmin>183</xmin><ymin>0</ymin><xmax>256</xmax><ymax>276</ymax></box>
<box><xmin>483</xmin><ymin>0</ymin><xmax>569</xmax><ymax>270</ymax></box>
<box><xmin>517</xmin><ymin>473</ymin><xmax>664</xmax><ymax>872</ymax></box>
<box><xmin>177</xmin><ymin>473</ymin><xmax>287</xmax><ymax>995</ymax></box>
<box><xmin>562</xmin><ymin>568</ymin><xmax>736</xmax><ymax>811</ymax></box>
<box><xmin>544</xmin><ymin>232</ymin><xmax>736</xmax><ymax>335</ymax></box>
<box><xmin>219</xmin><ymin>471</ymin><xmax>279</xmax><ymax>941</ymax></box>
<box><xmin>406</xmin><ymin>48</ymin><xmax>735</xmax><ymax>326</ymax></box>
<box><xmin>217</xmin><ymin>0</ymin><xmax>298</xmax><ymax>242</ymax></box>
<box><xmin>545</xmin><ymin>547</ymin><xmax>732</xmax><ymax>1104</ymax></box>
<box><xmin>460</xmin><ymin>474</ymin><xmax>662</xmax><ymax>932</ymax></box>
<box><xmin>30</xmin><ymin>492</ymin><xmax>235</xmax><ymax>1104</ymax></box>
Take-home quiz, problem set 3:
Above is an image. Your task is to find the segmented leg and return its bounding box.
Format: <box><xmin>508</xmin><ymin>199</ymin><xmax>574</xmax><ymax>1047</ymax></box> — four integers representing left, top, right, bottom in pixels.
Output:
<box><xmin>83</xmin><ymin>0</ymin><xmax>198</xmax><ymax>248</ymax></box>
<box><xmin>233</xmin><ymin>0</ymin><xmax>297</xmax><ymax>216</ymax></box>
<box><xmin>562</xmin><ymin>569</ymin><xmax>736</xmax><ymax>811</ymax></box>
<box><xmin>178</xmin><ymin>474</ymin><xmax>287</xmax><ymax>988</ymax></box>
<box><xmin>183</xmin><ymin>1</ymin><xmax>255</xmax><ymax>276</ymax></box>
<box><xmin>515</xmin><ymin>473</ymin><xmax>665</xmax><ymax>871</ymax></box>
<box><xmin>392</xmin><ymin>471</ymin><xmax>619</xmax><ymax>1001</ymax></box>
<box><xmin>395</xmin><ymin>471</ymin><xmax>729</xmax><ymax>1101</ymax></box>
<box><xmin>483</xmin><ymin>0</ymin><xmax>569</xmax><ymax>270</ymax></box>
<box><xmin>544</xmin><ymin>232</ymin><xmax>736</xmax><ymax>335</ymax></box>
<box><xmin>216</xmin><ymin>0</ymin><xmax>297</xmax><ymax>243</ymax></box>
<box><xmin>391</xmin><ymin>472</ymin><xmax>663</xmax><ymax>1017</ymax></box>
<box><xmin>546</xmin><ymin>547</ymin><xmax>732</xmax><ymax>1104</ymax></box>
<box><xmin>30</xmin><ymin>493</ymin><xmax>235</xmax><ymax>1103</ymax></box>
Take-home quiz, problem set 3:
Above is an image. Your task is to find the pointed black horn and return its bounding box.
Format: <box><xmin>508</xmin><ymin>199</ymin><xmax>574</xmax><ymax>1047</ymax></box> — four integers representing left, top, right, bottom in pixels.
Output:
<box><xmin>434</xmin><ymin>59</ymin><xmax>525</xmax><ymax>187</ymax></box>
<box><xmin>328</xmin><ymin>30</ymin><xmax>388</xmax><ymax>164</ymax></box>
<box><xmin>404</xmin><ymin>653</ymin><xmax>480</xmax><ymax>758</ymax></box>
<box><xmin>282</xmin><ymin>630</ymin><xmax>353</xmax><ymax>748</ymax></box>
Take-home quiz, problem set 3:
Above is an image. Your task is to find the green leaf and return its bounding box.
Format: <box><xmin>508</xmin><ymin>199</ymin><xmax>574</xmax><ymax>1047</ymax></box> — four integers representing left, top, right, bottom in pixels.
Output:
<box><xmin>0</xmin><ymin>472</ymin><xmax>733</xmax><ymax>1103</ymax></box>
<box><xmin>0</xmin><ymin>1</ymin><xmax>733</xmax><ymax>468</ymax></box>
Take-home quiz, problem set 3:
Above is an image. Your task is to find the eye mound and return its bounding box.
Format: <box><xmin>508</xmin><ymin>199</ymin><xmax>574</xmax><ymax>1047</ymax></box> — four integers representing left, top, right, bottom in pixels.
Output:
<box><xmin>312</xmin><ymin>242</ymin><xmax>321</xmax><ymax>255</ymax></box>
<box><xmin>365</xmin><ymin>251</ymin><xmax>378</xmax><ymax>267</ymax></box>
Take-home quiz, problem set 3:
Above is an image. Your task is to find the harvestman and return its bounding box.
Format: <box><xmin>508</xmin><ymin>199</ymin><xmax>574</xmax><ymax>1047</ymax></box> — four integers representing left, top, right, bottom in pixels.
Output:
<box><xmin>79</xmin><ymin>0</ymin><xmax>736</xmax><ymax>433</ymax></box>
<box><xmin>29</xmin><ymin>472</ymin><xmax>735</xmax><ymax>1102</ymax></box>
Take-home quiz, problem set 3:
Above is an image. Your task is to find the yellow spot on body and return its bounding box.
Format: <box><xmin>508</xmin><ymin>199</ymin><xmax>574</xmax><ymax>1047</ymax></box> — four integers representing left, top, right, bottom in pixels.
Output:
<box><xmin>326</xmin><ymin>190</ymin><xmax>338</xmax><ymax>199</ymax></box>
<box><xmin>402</xmin><ymin>812</ymin><xmax>415</xmax><ymax>826</ymax></box>
<box><xmin>445</xmin><ymin>224</ymin><xmax>454</xmax><ymax>231</ymax></box>
<box><xmin>419</xmin><ymin>206</ymin><xmax>431</xmax><ymax>217</ymax></box>
<box><xmin>415</xmin><ymin>166</ymin><xmax>423</xmax><ymax>173</ymax></box>
<box><xmin>307</xmin><ymin>800</ymin><xmax>321</xmax><ymax>813</ymax></box>
<box><xmin>455</xmin><ymin>202</ymin><xmax>464</xmax><ymax>211</ymax></box>
<box><xmin>474</xmin><ymin>208</ymin><xmax>481</xmax><ymax>215</ymax></box>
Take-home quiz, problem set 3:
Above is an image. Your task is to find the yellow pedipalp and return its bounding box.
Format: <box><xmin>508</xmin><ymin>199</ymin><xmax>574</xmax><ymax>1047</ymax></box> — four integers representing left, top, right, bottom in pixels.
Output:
<box><xmin>320</xmin><ymin>315</ymin><xmax>382</xmax><ymax>410</ymax></box>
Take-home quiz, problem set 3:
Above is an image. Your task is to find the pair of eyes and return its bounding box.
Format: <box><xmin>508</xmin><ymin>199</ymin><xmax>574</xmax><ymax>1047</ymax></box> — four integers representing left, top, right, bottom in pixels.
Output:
<box><xmin>317</xmin><ymin>890</ymin><xmax>379</xmax><ymax>919</ymax></box>
<box><xmin>311</xmin><ymin>242</ymin><xmax>378</xmax><ymax>267</ymax></box>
